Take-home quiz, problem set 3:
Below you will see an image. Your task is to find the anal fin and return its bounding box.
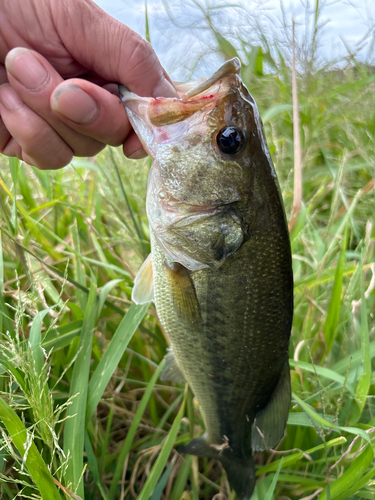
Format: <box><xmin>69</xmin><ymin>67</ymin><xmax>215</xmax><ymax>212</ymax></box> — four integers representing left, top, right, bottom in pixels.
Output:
<box><xmin>132</xmin><ymin>254</ymin><xmax>154</xmax><ymax>304</ymax></box>
<box><xmin>160</xmin><ymin>346</ymin><xmax>186</xmax><ymax>383</ymax></box>
<box><xmin>252</xmin><ymin>361</ymin><xmax>291</xmax><ymax>451</ymax></box>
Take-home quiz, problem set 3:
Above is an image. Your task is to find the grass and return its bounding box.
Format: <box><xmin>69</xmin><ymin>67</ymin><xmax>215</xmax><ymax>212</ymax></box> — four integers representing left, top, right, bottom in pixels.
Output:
<box><xmin>0</xmin><ymin>1</ymin><xmax>375</xmax><ymax>499</ymax></box>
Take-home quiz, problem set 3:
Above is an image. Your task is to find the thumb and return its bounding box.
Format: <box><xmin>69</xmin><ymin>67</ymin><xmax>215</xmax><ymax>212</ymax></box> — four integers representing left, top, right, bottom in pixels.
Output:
<box><xmin>55</xmin><ymin>0</ymin><xmax>177</xmax><ymax>98</ymax></box>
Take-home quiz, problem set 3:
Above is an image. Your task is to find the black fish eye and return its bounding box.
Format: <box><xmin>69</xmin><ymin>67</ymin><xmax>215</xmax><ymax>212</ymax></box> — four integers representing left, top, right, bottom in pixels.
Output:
<box><xmin>216</xmin><ymin>126</ymin><xmax>244</xmax><ymax>155</ymax></box>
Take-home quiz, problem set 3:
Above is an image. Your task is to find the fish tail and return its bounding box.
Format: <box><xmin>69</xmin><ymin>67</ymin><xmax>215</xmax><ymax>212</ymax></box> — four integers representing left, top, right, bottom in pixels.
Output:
<box><xmin>220</xmin><ymin>452</ymin><xmax>255</xmax><ymax>500</ymax></box>
<box><xmin>183</xmin><ymin>436</ymin><xmax>255</xmax><ymax>500</ymax></box>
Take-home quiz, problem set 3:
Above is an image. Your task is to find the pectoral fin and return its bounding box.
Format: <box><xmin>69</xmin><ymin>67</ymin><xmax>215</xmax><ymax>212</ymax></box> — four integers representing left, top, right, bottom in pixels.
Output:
<box><xmin>131</xmin><ymin>254</ymin><xmax>154</xmax><ymax>304</ymax></box>
<box><xmin>164</xmin><ymin>261</ymin><xmax>201</xmax><ymax>326</ymax></box>
<box><xmin>252</xmin><ymin>361</ymin><xmax>291</xmax><ymax>451</ymax></box>
<box><xmin>168</xmin><ymin>213</ymin><xmax>243</xmax><ymax>271</ymax></box>
<box><xmin>160</xmin><ymin>347</ymin><xmax>186</xmax><ymax>383</ymax></box>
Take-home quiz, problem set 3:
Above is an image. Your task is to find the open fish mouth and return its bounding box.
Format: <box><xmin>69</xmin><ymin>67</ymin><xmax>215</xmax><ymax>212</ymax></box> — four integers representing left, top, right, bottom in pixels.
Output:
<box><xmin>118</xmin><ymin>57</ymin><xmax>241</xmax><ymax>122</ymax></box>
<box><xmin>118</xmin><ymin>58</ymin><xmax>244</xmax><ymax>156</ymax></box>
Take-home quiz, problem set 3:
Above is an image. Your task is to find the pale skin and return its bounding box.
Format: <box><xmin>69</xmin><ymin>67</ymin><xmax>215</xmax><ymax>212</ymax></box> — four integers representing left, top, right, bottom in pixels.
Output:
<box><xmin>0</xmin><ymin>0</ymin><xmax>178</xmax><ymax>170</ymax></box>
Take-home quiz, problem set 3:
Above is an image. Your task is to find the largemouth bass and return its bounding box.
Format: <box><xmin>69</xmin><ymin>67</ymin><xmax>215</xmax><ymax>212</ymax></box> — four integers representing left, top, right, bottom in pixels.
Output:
<box><xmin>119</xmin><ymin>57</ymin><xmax>293</xmax><ymax>500</ymax></box>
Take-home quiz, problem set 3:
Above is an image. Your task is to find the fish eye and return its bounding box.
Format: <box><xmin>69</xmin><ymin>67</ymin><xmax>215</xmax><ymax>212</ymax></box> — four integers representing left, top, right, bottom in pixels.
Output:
<box><xmin>216</xmin><ymin>126</ymin><xmax>244</xmax><ymax>155</ymax></box>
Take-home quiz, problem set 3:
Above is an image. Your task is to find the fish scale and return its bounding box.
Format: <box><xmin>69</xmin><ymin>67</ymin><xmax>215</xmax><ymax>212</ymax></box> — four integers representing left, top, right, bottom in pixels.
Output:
<box><xmin>120</xmin><ymin>57</ymin><xmax>293</xmax><ymax>500</ymax></box>
<box><xmin>152</xmin><ymin>212</ymin><xmax>291</xmax><ymax>442</ymax></box>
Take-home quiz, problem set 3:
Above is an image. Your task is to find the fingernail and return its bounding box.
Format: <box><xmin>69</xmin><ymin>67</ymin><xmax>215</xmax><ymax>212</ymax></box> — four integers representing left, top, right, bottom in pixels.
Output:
<box><xmin>128</xmin><ymin>148</ymin><xmax>147</xmax><ymax>159</ymax></box>
<box><xmin>52</xmin><ymin>84</ymin><xmax>98</xmax><ymax>125</ymax></box>
<box><xmin>152</xmin><ymin>77</ymin><xmax>178</xmax><ymax>98</ymax></box>
<box><xmin>6</xmin><ymin>47</ymin><xmax>49</xmax><ymax>91</ymax></box>
<box><xmin>0</xmin><ymin>84</ymin><xmax>22</xmax><ymax>110</ymax></box>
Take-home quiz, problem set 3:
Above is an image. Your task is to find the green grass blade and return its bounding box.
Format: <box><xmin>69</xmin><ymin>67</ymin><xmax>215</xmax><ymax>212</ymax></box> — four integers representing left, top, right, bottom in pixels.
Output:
<box><xmin>84</xmin><ymin>431</ymin><xmax>109</xmax><ymax>500</ymax></box>
<box><xmin>293</xmin><ymin>392</ymin><xmax>371</xmax><ymax>443</ymax></box>
<box><xmin>333</xmin><ymin>340</ymin><xmax>375</xmax><ymax>375</ymax></box>
<box><xmin>149</xmin><ymin>462</ymin><xmax>173</xmax><ymax>500</ymax></box>
<box><xmin>350</xmin><ymin>259</ymin><xmax>371</xmax><ymax>424</ymax></box>
<box><xmin>66</xmin><ymin>302</ymin><xmax>84</xmax><ymax>320</ymax></box>
<box><xmin>136</xmin><ymin>386</ymin><xmax>187</xmax><ymax>500</ymax></box>
<box><xmin>29</xmin><ymin>308</ymin><xmax>54</xmax><ymax>373</ymax></box>
<box><xmin>169</xmin><ymin>455</ymin><xmax>192</xmax><ymax>500</ymax></box>
<box><xmin>257</xmin><ymin>437</ymin><xmax>346</xmax><ymax>475</ymax></box>
<box><xmin>145</xmin><ymin>0</ymin><xmax>151</xmax><ymax>43</ymax></box>
<box><xmin>97</xmin><ymin>278</ymin><xmax>123</xmax><ymax>319</ymax></box>
<box><xmin>0</xmin><ymin>295</ymin><xmax>14</xmax><ymax>336</ymax></box>
<box><xmin>276</xmin><ymin>474</ymin><xmax>322</xmax><ymax>487</ymax></box>
<box><xmin>0</xmin><ymin>230</ymin><xmax>3</xmax><ymax>294</ymax></box>
<box><xmin>86</xmin><ymin>302</ymin><xmax>150</xmax><ymax>424</ymax></box>
<box><xmin>262</xmin><ymin>104</ymin><xmax>293</xmax><ymax>123</ymax></box>
<box><xmin>8</xmin><ymin>157</ymin><xmax>19</xmax><ymax>232</ymax></box>
<box><xmin>0</xmin><ymin>395</ymin><xmax>61</xmax><ymax>500</ymax></box>
<box><xmin>0</xmin><ymin>178</ymin><xmax>58</xmax><ymax>257</ymax></box>
<box><xmin>264</xmin><ymin>458</ymin><xmax>284</xmax><ymax>500</ymax></box>
<box><xmin>0</xmin><ymin>228</ymin><xmax>15</xmax><ymax>337</ymax></box>
<box><xmin>17</xmin><ymin>165</ymin><xmax>36</xmax><ymax>209</ymax></box>
<box><xmin>327</xmin><ymin>153</ymin><xmax>346</xmax><ymax>230</ymax></box>
<box><xmin>213</xmin><ymin>29</ymin><xmax>239</xmax><ymax>59</ymax></box>
<box><xmin>323</xmin><ymin>225</ymin><xmax>348</xmax><ymax>352</ymax></box>
<box><xmin>72</xmin><ymin>219</ymin><xmax>87</xmax><ymax>311</ymax></box>
<box><xmin>335</xmin><ymin>465</ymin><xmax>375</xmax><ymax>500</ymax></box>
<box><xmin>327</xmin><ymin>73</ymin><xmax>375</xmax><ymax>98</ymax></box>
<box><xmin>109</xmin><ymin>148</ymin><xmax>148</xmax><ymax>255</ymax></box>
<box><xmin>30</xmin><ymin>165</ymin><xmax>52</xmax><ymax>198</ymax></box>
<box><xmin>0</xmin><ymin>226</ymin><xmax>131</xmax><ymax>307</ymax></box>
<box><xmin>0</xmin><ymin>230</ymin><xmax>3</xmax><ymax>336</ymax></box>
<box><xmin>63</xmin><ymin>277</ymin><xmax>97</xmax><ymax>497</ymax></box>
<box><xmin>287</xmin><ymin>411</ymin><xmax>319</xmax><ymax>427</ymax></box>
<box><xmin>98</xmin><ymin>403</ymin><xmax>114</xmax><ymax>474</ymax></box>
<box><xmin>0</xmin><ymin>348</ymin><xmax>27</xmax><ymax>391</ymax></box>
<box><xmin>42</xmin><ymin>320</ymin><xmax>83</xmax><ymax>351</ymax></box>
<box><xmin>317</xmin><ymin>444</ymin><xmax>373</xmax><ymax>500</ymax></box>
<box><xmin>289</xmin><ymin>360</ymin><xmax>354</xmax><ymax>394</ymax></box>
<box><xmin>108</xmin><ymin>358</ymin><xmax>166</xmax><ymax>499</ymax></box>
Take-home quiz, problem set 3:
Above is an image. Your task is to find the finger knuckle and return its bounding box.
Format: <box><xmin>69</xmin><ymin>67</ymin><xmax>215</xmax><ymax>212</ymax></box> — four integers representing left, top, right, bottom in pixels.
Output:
<box><xmin>22</xmin><ymin>131</ymin><xmax>73</xmax><ymax>170</ymax></box>
<box><xmin>124</xmin><ymin>34</ymin><xmax>159</xmax><ymax>79</ymax></box>
<box><xmin>22</xmin><ymin>125</ymin><xmax>46</xmax><ymax>145</ymax></box>
<box><xmin>1</xmin><ymin>136</ymin><xmax>21</xmax><ymax>158</ymax></box>
<box><xmin>24</xmin><ymin>150</ymin><xmax>73</xmax><ymax>170</ymax></box>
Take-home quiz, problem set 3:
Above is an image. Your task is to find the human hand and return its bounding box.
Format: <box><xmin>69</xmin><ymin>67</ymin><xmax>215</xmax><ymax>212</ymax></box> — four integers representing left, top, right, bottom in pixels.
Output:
<box><xmin>0</xmin><ymin>0</ymin><xmax>177</xmax><ymax>169</ymax></box>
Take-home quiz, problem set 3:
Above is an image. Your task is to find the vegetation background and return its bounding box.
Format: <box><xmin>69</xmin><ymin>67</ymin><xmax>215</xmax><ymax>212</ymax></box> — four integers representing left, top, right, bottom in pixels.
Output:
<box><xmin>0</xmin><ymin>1</ymin><xmax>374</xmax><ymax>499</ymax></box>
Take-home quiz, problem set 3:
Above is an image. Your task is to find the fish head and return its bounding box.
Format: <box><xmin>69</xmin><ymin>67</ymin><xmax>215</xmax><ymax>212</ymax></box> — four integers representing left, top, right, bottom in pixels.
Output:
<box><xmin>120</xmin><ymin>58</ymin><xmax>274</xmax><ymax>208</ymax></box>
<box><xmin>120</xmin><ymin>58</ymin><xmax>278</xmax><ymax>270</ymax></box>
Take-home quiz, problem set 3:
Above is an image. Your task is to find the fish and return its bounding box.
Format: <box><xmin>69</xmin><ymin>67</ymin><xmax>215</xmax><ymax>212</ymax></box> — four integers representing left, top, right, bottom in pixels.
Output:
<box><xmin>119</xmin><ymin>57</ymin><xmax>293</xmax><ymax>500</ymax></box>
